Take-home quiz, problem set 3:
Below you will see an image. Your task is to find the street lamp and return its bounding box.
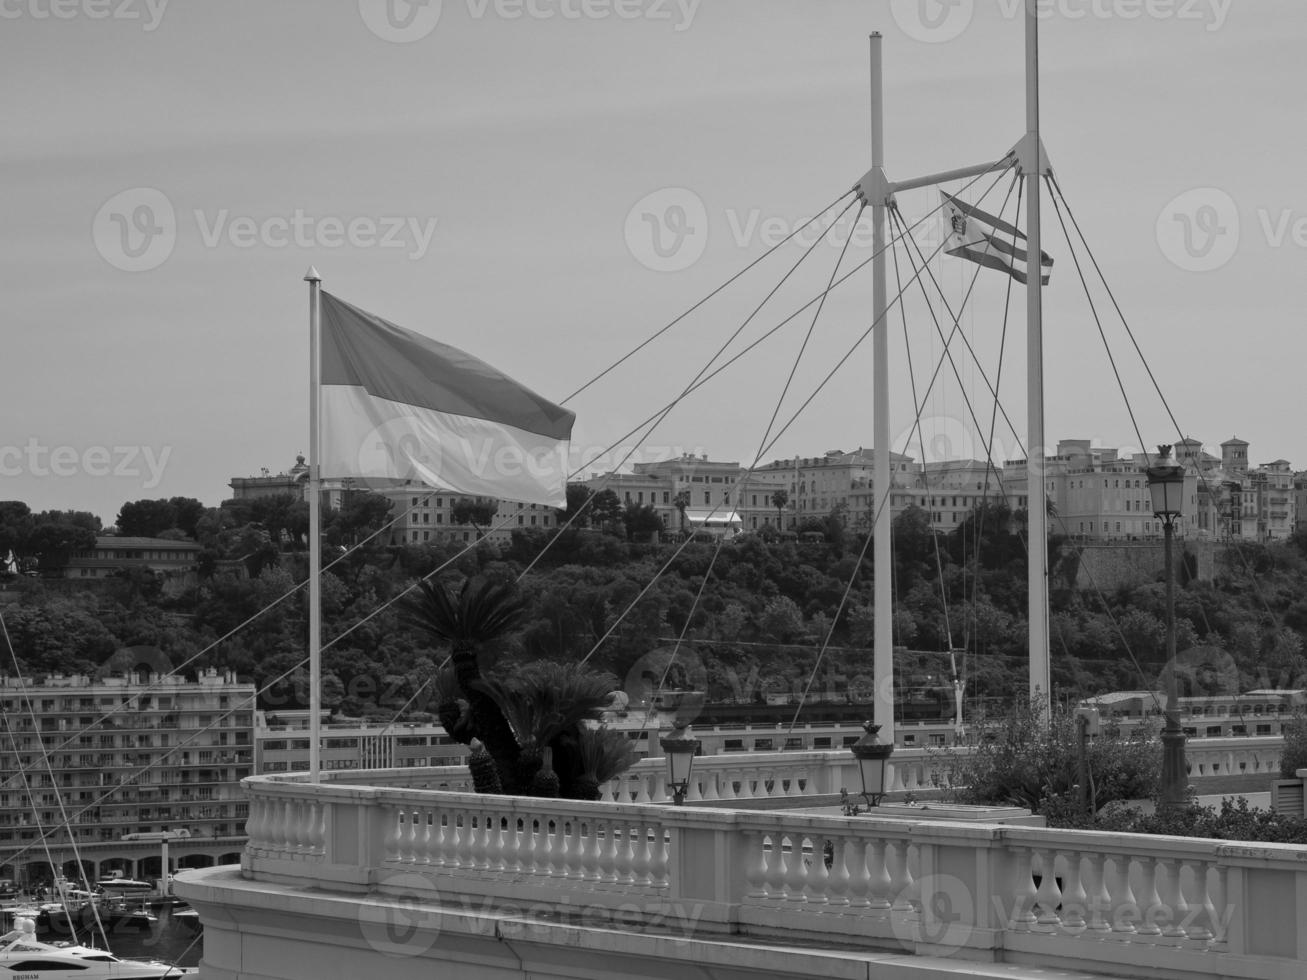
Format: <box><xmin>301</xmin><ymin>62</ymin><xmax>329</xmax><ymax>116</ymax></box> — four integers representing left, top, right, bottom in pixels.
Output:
<box><xmin>659</xmin><ymin>721</ymin><xmax>700</xmax><ymax>805</ymax></box>
<box><xmin>849</xmin><ymin>721</ymin><xmax>895</xmax><ymax>807</ymax></box>
<box><xmin>1147</xmin><ymin>443</ymin><xmax>1188</xmax><ymax>810</ymax></box>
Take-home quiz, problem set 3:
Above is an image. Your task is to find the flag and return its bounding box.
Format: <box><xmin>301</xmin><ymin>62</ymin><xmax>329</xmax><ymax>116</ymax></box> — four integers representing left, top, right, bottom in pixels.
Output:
<box><xmin>318</xmin><ymin>292</ymin><xmax>576</xmax><ymax>508</ymax></box>
<box><xmin>940</xmin><ymin>192</ymin><xmax>1052</xmax><ymax>285</ymax></box>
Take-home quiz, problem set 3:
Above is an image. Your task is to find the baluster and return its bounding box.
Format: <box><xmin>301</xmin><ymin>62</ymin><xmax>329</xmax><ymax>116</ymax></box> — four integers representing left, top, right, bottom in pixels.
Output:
<box><xmin>1135</xmin><ymin>854</ymin><xmax>1164</xmax><ymax>938</ymax></box>
<box><xmin>610</xmin><ymin>819</ymin><xmax>634</xmax><ymax>886</ymax></box>
<box><xmin>783</xmin><ymin>834</ymin><xmax>808</xmax><ymax>903</ymax></box>
<box><xmin>761</xmin><ymin>832</ymin><xmax>787</xmax><ymax>902</ymax></box>
<box><xmin>888</xmin><ymin>840</ymin><xmax>914</xmax><ymax>913</ymax></box>
<box><xmin>719</xmin><ymin>774</ymin><xmax>738</xmax><ymax>801</ymax></box>
<box><xmin>468</xmin><ymin>812</ymin><xmax>488</xmax><ymax>872</ymax></box>
<box><xmin>866</xmin><ymin>839</ymin><xmax>893</xmax><ymax>912</ymax></box>
<box><xmin>1060</xmin><ymin>851</ymin><xmax>1087</xmax><ymax>933</ymax></box>
<box><xmin>381</xmin><ymin>805</ymin><xmax>403</xmax><ymax>864</ymax></box>
<box><xmin>484</xmin><ymin>812</ymin><xmax>504</xmax><ymax>873</ymax></box>
<box><xmin>1108</xmin><ymin>853</ymin><xmax>1138</xmax><ymax>939</ymax></box>
<box><xmin>1182</xmin><ymin>860</ymin><xmax>1213</xmax><ymax>946</ymax></box>
<box><xmin>802</xmin><ymin>835</ymin><xmax>829</xmax><ymax>906</ymax></box>
<box><xmin>630</xmin><ymin>819</ymin><xmax>653</xmax><ymax>888</ymax></box>
<box><xmin>555</xmin><ymin>818</ymin><xmax>577</xmax><ymax>881</ymax></box>
<box><xmin>1158</xmin><ymin>857</ymin><xmax>1188</xmax><ymax>942</ymax></box>
<box><xmin>845</xmin><ymin>836</ymin><xmax>871</xmax><ymax>911</ymax></box>
<box><xmin>581</xmin><ymin>819</ymin><xmax>602</xmax><ymax>883</ymax></box>
<box><xmin>1033</xmin><ymin>849</ymin><xmax>1063</xmax><ymax>931</ymax></box>
<box><xmin>649</xmin><ymin>822</ymin><xmax>670</xmax><ymax>889</ymax></box>
<box><xmin>313</xmin><ymin>800</ymin><xmax>328</xmax><ymax>857</ymax></box>
<box><xmin>744</xmin><ymin>832</ymin><xmax>769</xmax><ymax>901</ymax></box>
<box><xmin>1082</xmin><ymin>851</ymin><xmax>1112</xmax><ymax>936</ymax></box>
<box><xmin>1008</xmin><ymin>847</ymin><xmax>1039</xmax><ymax>931</ymax></box>
<box><xmin>1207</xmin><ymin>863</ymin><xmax>1229</xmax><ymax>953</ymax></box>
<box><xmin>245</xmin><ymin>796</ymin><xmax>267</xmax><ymax>858</ymax></box>
<box><xmin>447</xmin><ymin>813</ymin><xmax>466</xmax><ymax>873</ymax></box>
<box><xmin>825</xmin><ymin>836</ymin><xmax>850</xmax><ymax>910</ymax></box>
<box><xmin>599</xmin><ymin>818</ymin><xmax>622</xmax><ymax>886</ymax></box>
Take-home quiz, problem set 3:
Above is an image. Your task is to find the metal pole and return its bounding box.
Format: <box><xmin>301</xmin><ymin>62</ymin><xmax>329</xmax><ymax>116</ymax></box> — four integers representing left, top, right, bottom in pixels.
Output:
<box><xmin>1160</xmin><ymin>516</ymin><xmax>1187</xmax><ymax>808</ymax></box>
<box><xmin>870</xmin><ymin>32</ymin><xmax>895</xmax><ymax>746</ymax></box>
<box><xmin>305</xmin><ymin>267</ymin><xmax>322</xmax><ymax>782</ymax></box>
<box><xmin>1024</xmin><ymin>0</ymin><xmax>1051</xmax><ymax>711</ymax></box>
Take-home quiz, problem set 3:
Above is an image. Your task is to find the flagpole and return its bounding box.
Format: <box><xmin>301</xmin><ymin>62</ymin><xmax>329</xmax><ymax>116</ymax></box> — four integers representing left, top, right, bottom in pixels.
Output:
<box><xmin>305</xmin><ymin>266</ymin><xmax>323</xmax><ymax>781</ymax></box>
<box><xmin>869</xmin><ymin>32</ymin><xmax>895</xmax><ymax>746</ymax></box>
<box><xmin>1023</xmin><ymin>2</ymin><xmax>1051</xmax><ymax>712</ymax></box>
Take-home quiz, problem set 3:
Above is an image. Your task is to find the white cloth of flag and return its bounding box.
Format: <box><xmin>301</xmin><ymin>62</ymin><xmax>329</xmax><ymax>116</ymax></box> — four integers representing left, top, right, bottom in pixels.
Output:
<box><xmin>319</xmin><ymin>292</ymin><xmax>576</xmax><ymax>508</ymax></box>
<box><xmin>940</xmin><ymin>192</ymin><xmax>1052</xmax><ymax>285</ymax></box>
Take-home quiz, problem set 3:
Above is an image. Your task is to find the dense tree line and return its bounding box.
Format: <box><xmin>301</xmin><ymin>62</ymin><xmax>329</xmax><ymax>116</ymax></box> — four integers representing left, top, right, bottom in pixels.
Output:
<box><xmin>4</xmin><ymin>491</ymin><xmax>1307</xmax><ymax>720</ymax></box>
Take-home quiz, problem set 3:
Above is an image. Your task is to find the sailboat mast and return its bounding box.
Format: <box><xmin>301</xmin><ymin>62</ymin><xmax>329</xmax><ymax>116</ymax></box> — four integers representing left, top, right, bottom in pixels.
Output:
<box><xmin>1023</xmin><ymin>3</ymin><xmax>1051</xmax><ymax>710</ymax></box>
<box><xmin>869</xmin><ymin>32</ymin><xmax>895</xmax><ymax>745</ymax></box>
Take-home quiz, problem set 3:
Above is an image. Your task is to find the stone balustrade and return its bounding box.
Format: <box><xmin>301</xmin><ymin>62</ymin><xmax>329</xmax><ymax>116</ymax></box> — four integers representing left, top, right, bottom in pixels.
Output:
<box><xmin>239</xmin><ymin>764</ymin><xmax>1307</xmax><ymax>979</ymax></box>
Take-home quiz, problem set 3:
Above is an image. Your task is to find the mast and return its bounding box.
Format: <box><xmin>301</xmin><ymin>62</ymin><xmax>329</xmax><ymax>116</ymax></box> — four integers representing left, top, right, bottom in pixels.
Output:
<box><xmin>1023</xmin><ymin>2</ymin><xmax>1051</xmax><ymax>711</ymax></box>
<box><xmin>305</xmin><ymin>267</ymin><xmax>323</xmax><ymax>780</ymax></box>
<box><xmin>869</xmin><ymin>32</ymin><xmax>895</xmax><ymax>746</ymax></box>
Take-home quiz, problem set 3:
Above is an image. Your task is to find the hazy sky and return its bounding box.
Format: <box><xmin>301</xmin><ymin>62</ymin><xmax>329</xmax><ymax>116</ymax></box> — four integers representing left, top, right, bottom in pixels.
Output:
<box><xmin>4</xmin><ymin>0</ymin><xmax>1304</xmax><ymax>525</ymax></box>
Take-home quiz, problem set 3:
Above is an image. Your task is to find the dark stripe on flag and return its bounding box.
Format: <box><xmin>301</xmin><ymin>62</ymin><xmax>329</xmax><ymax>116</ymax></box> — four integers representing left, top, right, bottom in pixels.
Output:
<box><xmin>320</xmin><ymin>292</ymin><xmax>575</xmax><ymax>440</ymax></box>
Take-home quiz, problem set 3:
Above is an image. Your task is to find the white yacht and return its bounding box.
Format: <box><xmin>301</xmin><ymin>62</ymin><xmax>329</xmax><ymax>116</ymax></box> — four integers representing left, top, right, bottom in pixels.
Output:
<box><xmin>0</xmin><ymin>917</ymin><xmax>192</xmax><ymax>978</ymax></box>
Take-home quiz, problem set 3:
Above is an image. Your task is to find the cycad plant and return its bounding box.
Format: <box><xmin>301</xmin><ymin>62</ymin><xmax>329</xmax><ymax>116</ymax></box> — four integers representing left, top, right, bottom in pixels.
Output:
<box><xmin>406</xmin><ymin>577</ymin><xmax>636</xmax><ymax>798</ymax></box>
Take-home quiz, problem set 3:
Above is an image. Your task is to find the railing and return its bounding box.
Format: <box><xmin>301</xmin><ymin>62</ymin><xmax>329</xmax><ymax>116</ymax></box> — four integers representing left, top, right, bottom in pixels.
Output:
<box><xmin>240</xmin><ymin>758</ymin><xmax>1307</xmax><ymax>979</ymax></box>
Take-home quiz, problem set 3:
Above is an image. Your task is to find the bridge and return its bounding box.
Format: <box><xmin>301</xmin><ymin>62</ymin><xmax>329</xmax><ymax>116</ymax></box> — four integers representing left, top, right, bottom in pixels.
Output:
<box><xmin>176</xmin><ymin>740</ymin><xmax>1304</xmax><ymax>980</ymax></box>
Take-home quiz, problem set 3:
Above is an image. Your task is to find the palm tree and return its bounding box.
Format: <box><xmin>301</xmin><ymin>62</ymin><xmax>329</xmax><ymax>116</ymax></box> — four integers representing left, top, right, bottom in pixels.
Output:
<box><xmin>405</xmin><ymin>577</ymin><xmax>526</xmax><ymax>792</ymax></box>
<box><xmin>673</xmin><ymin>490</ymin><xmax>691</xmax><ymax>537</ymax></box>
<box><xmin>406</xmin><ymin>578</ymin><xmax>635</xmax><ymax>798</ymax></box>
<box><xmin>770</xmin><ymin>488</ymin><xmax>789</xmax><ymax>530</ymax></box>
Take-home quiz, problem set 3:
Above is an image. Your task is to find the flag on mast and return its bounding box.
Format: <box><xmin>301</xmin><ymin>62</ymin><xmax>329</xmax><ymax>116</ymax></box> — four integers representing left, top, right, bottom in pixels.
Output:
<box><xmin>940</xmin><ymin>192</ymin><xmax>1052</xmax><ymax>285</ymax></box>
<box><xmin>318</xmin><ymin>292</ymin><xmax>576</xmax><ymax>508</ymax></box>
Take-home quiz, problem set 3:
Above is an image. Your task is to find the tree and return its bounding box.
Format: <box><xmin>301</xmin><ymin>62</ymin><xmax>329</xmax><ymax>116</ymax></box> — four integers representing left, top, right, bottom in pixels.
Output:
<box><xmin>589</xmin><ymin>489</ymin><xmax>625</xmax><ymax>535</ymax></box>
<box><xmin>116</xmin><ymin>499</ymin><xmax>178</xmax><ymax>538</ymax></box>
<box><xmin>562</xmin><ymin>484</ymin><xmax>594</xmax><ymax>528</ymax></box>
<box><xmin>673</xmin><ymin>490</ymin><xmax>691</xmax><ymax>536</ymax></box>
<box><xmin>451</xmin><ymin>499</ymin><xmax>499</xmax><ymax>539</ymax></box>
<box><xmin>621</xmin><ymin>502</ymin><xmax>663</xmax><ymax>541</ymax></box>
<box><xmin>770</xmin><ymin>488</ymin><xmax>789</xmax><ymax>529</ymax></box>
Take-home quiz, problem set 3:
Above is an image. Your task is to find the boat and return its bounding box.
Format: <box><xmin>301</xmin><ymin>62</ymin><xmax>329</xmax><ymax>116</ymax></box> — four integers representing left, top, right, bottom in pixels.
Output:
<box><xmin>96</xmin><ymin>872</ymin><xmax>154</xmax><ymax>893</ymax></box>
<box><xmin>0</xmin><ymin>916</ymin><xmax>193</xmax><ymax>978</ymax></box>
<box><xmin>170</xmin><ymin>905</ymin><xmax>199</xmax><ymax>930</ymax></box>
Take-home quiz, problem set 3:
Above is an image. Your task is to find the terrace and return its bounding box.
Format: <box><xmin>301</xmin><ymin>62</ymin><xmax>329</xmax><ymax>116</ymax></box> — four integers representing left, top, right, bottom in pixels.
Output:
<box><xmin>176</xmin><ymin>741</ymin><xmax>1305</xmax><ymax>980</ymax></box>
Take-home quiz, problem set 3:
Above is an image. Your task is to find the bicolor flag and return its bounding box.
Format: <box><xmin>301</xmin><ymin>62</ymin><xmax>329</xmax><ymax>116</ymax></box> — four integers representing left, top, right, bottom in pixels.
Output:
<box><xmin>941</xmin><ymin>192</ymin><xmax>1052</xmax><ymax>285</ymax></box>
<box><xmin>319</xmin><ymin>292</ymin><xmax>576</xmax><ymax>508</ymax></box>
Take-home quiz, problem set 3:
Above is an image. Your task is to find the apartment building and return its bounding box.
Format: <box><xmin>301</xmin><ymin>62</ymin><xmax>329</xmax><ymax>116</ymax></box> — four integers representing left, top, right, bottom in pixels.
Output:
<box><xmin>0</xmin><ymin>667</ymin><xmax>254</xmax><ymax>851</ymax></box>
<box><xmin>254</xmin><ymin>712</ymin><xmax>468</xmax><ymax>773</ymax></box>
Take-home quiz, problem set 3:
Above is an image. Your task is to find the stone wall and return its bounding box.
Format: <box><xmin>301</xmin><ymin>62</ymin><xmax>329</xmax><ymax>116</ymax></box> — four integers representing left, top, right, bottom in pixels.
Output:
<box><xmin>1060</xmin><ymin>539</ymin><xmax>1216</xmax><ymax>592</ymax></box>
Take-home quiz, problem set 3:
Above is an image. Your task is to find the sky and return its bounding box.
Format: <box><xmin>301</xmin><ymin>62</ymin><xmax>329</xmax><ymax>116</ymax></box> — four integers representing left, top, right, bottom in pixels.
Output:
<box><xmin>4</xmin><ymin>0</ymin><xmax>1305</xmax><ymax>526</ymax></box>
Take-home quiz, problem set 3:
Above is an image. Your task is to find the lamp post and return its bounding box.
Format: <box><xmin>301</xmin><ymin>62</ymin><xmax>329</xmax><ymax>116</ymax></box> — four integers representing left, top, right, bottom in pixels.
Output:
<box><xmin>659</xmin><ymin>721</ymin><xmax>700</xmax><ymax>805</ymax></box>
<box><xmin>850</xmin><ymin>721</ymin><xmax>894</xmax><ymax>808</ymax></box>
<box><xmin>1147</xmin><ymin>444</ymin><xmax>1188</xmax><ymax>811</ymax></box>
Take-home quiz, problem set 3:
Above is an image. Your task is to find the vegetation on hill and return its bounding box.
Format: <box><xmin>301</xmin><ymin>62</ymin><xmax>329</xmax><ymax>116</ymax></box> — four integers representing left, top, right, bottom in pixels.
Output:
<box><xmin>3</xmin><ymin>490</ymin><xmax>1307</xmax><ymax>724</ymax></box>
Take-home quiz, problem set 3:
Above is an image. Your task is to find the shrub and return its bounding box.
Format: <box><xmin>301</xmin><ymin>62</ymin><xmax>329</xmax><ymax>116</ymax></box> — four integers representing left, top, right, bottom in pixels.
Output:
<box><xmin>933</xmin><ymin>698</ymin><xmax>1160</xmax><ymax>816</ymax></box>
<box><xmin>1279</xmin><ymin>709</ymin><xmax>1307</xmax><ymax>779</ymax></box>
